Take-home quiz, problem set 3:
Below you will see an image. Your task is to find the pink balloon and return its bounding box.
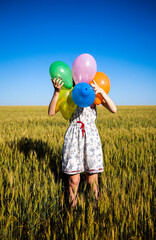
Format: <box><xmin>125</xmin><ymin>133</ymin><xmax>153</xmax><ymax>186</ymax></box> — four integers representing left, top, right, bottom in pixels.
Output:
<box><xmin>72</xmin><ymin>53</ymin><xmax>97</xmax><ymax>84</ymax></box>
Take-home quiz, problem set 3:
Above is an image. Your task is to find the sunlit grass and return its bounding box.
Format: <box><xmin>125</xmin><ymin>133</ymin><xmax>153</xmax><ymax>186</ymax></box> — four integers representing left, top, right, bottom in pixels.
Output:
<box><xmin>0</xmin><ymin>106</ymin><xmax>155</xmax><ymax>239</ymax></box>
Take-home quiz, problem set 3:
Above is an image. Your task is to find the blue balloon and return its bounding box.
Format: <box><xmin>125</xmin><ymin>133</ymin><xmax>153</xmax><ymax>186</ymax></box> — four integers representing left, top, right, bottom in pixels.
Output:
<box><xmin>72</xmin><ymin>83</ymin><xmax>95</xmax><ymax>108</ymax></box>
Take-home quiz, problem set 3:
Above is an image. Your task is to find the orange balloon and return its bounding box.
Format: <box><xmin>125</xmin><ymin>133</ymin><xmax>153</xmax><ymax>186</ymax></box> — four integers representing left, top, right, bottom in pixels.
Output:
<box><xmin>90</xmin><ymin>72</ymin><xmax>110</xmax><ymax>105</ymax></box>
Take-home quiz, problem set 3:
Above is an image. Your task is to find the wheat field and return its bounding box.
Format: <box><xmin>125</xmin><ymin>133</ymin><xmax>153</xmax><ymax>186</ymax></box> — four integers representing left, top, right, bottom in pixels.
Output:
<box><xmin>0</xmin><ymin>106</ymin><xmax>155</xmax><ymax>240</ymax></box>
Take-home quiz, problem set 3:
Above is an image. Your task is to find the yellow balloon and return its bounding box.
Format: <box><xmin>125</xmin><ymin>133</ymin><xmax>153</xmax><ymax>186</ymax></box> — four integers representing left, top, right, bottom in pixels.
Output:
<box><xmin>56</xmin><ymin>87</ymin><xmax>77</xmax><ymax>120</ymax></box>
<box><xmin>55</xmin><ymin>87</ymin><xmax>70</xmax><ymax>112</ymax></box>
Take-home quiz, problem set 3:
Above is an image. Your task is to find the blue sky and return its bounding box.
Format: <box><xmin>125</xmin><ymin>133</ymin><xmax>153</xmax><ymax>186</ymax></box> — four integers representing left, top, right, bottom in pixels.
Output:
<box><xmin>0</xmin><ymin>0</ymin><xmax>156</xmax><ymax>105</ymax></box>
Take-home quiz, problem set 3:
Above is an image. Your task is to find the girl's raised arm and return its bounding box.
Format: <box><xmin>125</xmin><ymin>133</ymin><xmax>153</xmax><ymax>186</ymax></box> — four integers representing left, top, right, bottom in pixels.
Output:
<box><xmin>91</xmin><ymin>80</ymin><xmax>117</xmax><ymax>113</ymax></box>
<box><xmin>48</xmin><ymin>77</ymin><xmax>64</xmax><ymax>116</ymax></box>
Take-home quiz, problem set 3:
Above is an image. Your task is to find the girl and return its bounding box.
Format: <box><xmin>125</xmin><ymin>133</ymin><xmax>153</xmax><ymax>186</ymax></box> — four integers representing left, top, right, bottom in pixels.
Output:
<box><xmin>48</xmin><ymin>77</ymin><xmax>117</xmax><ymax>207</ymax></box>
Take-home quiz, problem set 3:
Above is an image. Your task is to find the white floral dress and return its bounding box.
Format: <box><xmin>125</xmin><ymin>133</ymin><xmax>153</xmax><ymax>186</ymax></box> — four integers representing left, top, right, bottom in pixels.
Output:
<box><xmin>62</xmin><ymin>106</ymin><xmax>104</xmax><ymax>175</ymax></box>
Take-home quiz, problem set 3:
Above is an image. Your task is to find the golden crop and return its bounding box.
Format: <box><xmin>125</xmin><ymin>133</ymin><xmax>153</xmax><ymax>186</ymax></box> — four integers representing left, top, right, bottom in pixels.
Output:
<box><xmin>0</xmin><ymin>106</ymin><xmax>155</xmax><ymax>239</ymax></box>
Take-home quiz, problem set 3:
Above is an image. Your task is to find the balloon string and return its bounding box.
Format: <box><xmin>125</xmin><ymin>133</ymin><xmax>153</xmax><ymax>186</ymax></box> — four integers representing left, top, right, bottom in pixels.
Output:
<box><xmin>77</xmin><ymin>121</ymin><xmax>85</xmax><ymax>137</ymax></box>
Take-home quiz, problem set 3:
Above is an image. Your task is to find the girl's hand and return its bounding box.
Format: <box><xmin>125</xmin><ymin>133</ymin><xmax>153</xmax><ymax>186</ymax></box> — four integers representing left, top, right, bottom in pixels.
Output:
<box><xmin>52</xmin><ymin>77</ymin><xmax>64</xmax><ymax>92</ymax></box>
<box><xmin>90</xmin><ymin>80</ymin><xmax>105</xmax><ymax>95</ymax></box>
<box><xmin>91</xmin><ymin>80</ymin><xmax>117</xmax><ymax>113</ymax></box>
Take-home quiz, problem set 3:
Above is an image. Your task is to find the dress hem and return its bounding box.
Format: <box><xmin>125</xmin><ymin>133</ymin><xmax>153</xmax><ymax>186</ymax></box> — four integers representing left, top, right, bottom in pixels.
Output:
<box><xmin>63</xmin><ymin>168</ymin><xmax>104</xmax><ymax>175</ymax></box>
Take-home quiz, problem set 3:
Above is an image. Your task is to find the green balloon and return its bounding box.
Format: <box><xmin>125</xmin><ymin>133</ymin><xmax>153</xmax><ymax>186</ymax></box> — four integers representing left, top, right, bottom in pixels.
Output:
<box><xmin>49</xmin><ymin>61</ymin><xmax>73</xmax><ymax>89</ymax></box>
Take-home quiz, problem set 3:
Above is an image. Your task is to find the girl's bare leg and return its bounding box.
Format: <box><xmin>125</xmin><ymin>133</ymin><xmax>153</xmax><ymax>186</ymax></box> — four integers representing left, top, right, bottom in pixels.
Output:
<box><xmin>86</xmin><ymin>173</ymin><xmax>99</xmax><ymax>199</ymax></box>
<box><xmin>68</xmin><ymin>174</ymin><xmax>80</xmax><ymax>208</ymax></box>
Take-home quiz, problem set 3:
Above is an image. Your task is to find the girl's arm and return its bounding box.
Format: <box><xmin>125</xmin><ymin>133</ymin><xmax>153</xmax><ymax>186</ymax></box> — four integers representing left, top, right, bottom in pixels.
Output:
<box><xmin>91</xmin><ymin>80</ymin><xmax>117</xmax><ymax>113</ymax></box>
<box><xmin>48</xmin><ymin>77</ymin><xmax>64</xmax><ymax>116</ymax></box>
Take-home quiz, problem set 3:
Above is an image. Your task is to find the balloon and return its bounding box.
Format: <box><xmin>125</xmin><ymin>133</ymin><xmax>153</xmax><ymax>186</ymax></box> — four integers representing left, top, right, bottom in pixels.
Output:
<box><xmin>55</xmin><ymin>87</ymin><xmax>70</xmax><ymax>112</ymax></box>
<box><xmin>72</xmin><ymin>53</ymin><xmax>97</xmax><ymax>84</ymax></box>
<box><xmin>59</xmin><ymin>96</ymin><xmax>77</xmax><ymax>120</ymax></box>
<box><xmin>90</xmin><ymin>72</ymin><xmax>110</xmax><ymax>105</ymax></box>
<box><xmin>72</xmin><ymin>83</ymin><xmax>95</xmax><ymax>108</ymax></box>
<box><xmin>49</xmin><ymin>61</ymin><xmax>73</xmax><ymax>89</ymax></box>
<box><xmin>56</xmin><ymin>88</ymin><xmax>77</xmax><ymax>120</ymax></box>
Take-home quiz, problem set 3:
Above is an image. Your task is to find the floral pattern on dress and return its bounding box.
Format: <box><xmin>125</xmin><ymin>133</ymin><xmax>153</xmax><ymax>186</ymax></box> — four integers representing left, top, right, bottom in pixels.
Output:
<box><xmin>62</xmin><ymin>106</ymin><xmax>103</xmax><ymax>175</ymax></box>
